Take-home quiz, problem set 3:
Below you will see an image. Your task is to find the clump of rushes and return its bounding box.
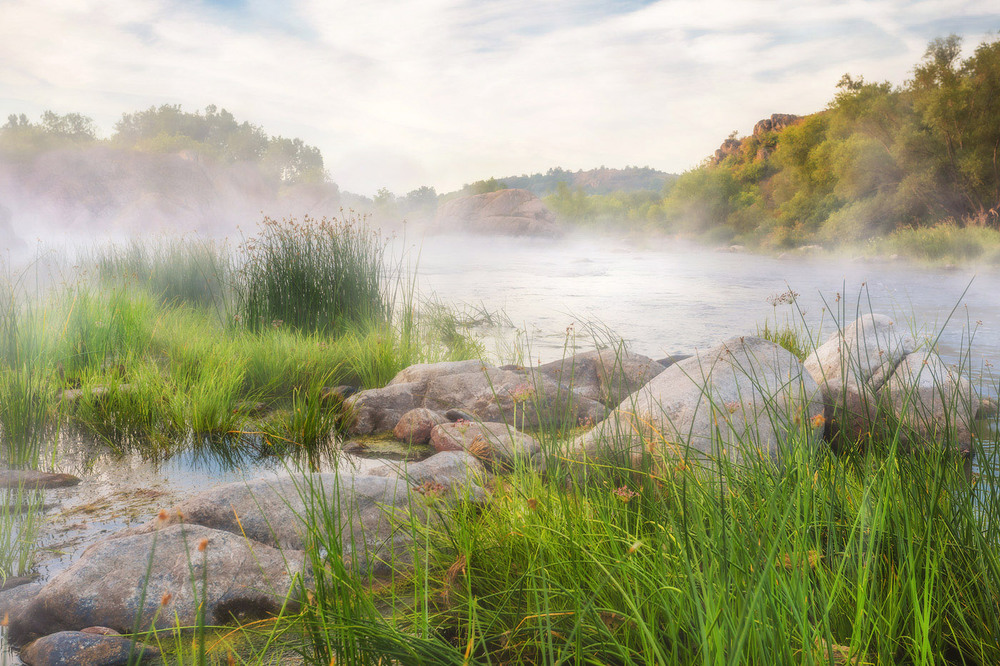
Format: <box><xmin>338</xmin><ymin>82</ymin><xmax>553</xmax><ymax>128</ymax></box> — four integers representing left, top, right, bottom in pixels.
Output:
<box><xmin>232</xmin><ymin>214</ymin><xmax>393</xmax><ymax>334</ymax></box>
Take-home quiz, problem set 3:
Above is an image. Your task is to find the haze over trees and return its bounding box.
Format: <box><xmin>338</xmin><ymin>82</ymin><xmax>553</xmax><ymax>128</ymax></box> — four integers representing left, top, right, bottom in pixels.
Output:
<box><xmin>0</xmin><ymin>105</ymin><xmax>338</xmax><ymax>244</ymax></box>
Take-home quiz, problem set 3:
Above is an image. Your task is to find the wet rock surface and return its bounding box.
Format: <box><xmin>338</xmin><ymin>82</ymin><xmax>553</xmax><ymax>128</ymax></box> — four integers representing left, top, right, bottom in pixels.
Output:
<box><xmin>18</xmin><ymin>630</ymin><xmax>159</xmax><ymax>665</ymax></box>
<box><xmin>0</xmin><ymin>471</ymin><xmax>81</xmax><ymax>490</ymax></box>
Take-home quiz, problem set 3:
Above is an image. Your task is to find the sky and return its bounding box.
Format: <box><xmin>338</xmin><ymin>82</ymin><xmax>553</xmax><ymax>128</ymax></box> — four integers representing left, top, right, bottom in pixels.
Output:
<box><xmin>1</xmin><ymin>0</ymin><xmax>998</xmax><ymax>196</ymax></box>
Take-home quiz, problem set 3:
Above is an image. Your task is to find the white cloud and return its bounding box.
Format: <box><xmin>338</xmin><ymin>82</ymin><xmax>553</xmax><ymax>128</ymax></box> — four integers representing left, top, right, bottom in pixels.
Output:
<box><xmin>0</xmin><ymin>0</ymin><xmax>997</xmax><ymax>194</ymax></box>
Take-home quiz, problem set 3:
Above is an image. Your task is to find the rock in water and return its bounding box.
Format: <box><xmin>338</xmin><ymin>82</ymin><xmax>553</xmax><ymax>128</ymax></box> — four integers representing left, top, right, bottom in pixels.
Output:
<box><xmin>0</xmin><ymin>470</ymin><xmax>81</xmax><ymax>489</ymax></box>
<box><xmin>566</xmin><ymin>336</ymin><xmax>824</xmax><ymax>475</ymax></box>
<box><xmin>18</xmin><ymin>631</ymin><xmax>159</xmax><ymax>665</ymax></box>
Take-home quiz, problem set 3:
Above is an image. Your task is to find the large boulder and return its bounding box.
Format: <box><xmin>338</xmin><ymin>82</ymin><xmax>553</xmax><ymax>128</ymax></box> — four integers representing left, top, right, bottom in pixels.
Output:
<box><xmin>434</xmin><ymin>189</ymin><xmax>561</xmax><ymax>236</ymax></box>
<box><xmin>122</xmin><ymin>458</ymin><xmax>489</xmax><ymax>576</ymax></box>
<box><xmin>565</xmin><ymin>336</ymin><xmax>824</xmax><ymax>474</ymax></box>
<box><xmin>393</xmin><ymin>408</ymin><xmax>449</xmax><ymax>445</ymax></box>
<box><xmin>803</xmin><ymin>314</ymin><xmax>916</xmax><ymax>441</ymax></box>
<box><xmin>882</xmin><ymin>348</ymin><xmax>976</xmax><ymax>452</ymax></box>
<box><xmin>347</xmin><ymin>360</ymin><xmax>608</xmax><ymax>435</ymax></box>
<box><xmin>7</xmin><ymin>524</ymin><xmax>303</xmax><ymax>646</ymax></box>
<box><xmin>535</xmin><ymin>349</ymin><xmax>666</xmax><ymax>406</ymax></box>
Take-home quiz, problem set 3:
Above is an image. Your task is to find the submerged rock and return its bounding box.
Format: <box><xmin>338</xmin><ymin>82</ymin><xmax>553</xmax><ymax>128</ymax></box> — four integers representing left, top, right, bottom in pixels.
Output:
<box><xmin>565</xmin><ymin>336</ymin><xmax>824</xmax><ymax>475</ymax></box>
<box><xmin>7</xmin><ymin>524</ymin><xmax>302</xmax><ymax>646</ymax></box>
<box><xmin>0</xmin><ymin>470</ymin><xmax>80</xmax><ymax>489</ymax></box>
<box><xmin>19</xmin><ymin>631</ymin><xmax>159</xmax><ymax>665</ymax></box>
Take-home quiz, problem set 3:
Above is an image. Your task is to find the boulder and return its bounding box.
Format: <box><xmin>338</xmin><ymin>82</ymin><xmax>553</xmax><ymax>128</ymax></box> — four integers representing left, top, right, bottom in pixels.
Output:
<box><xmin>122</xmin><ymin>464</ymin><xmax>488</xmax><ymax>576</ymax></box>
<box><xmin>536</xmin><ymin>349</ymin><xmax>666</xmax><ymax>406</ymax></box>
<box><xmin>0</xmin><ymin>470</ymin><xmax>81</xmax><ymax>489</ymax></box>
<box><xmin>367</xmin><ymin>451</ymin><xmax>490</xmax><ymax>490</ymax></box>
<box><xmin>430</xmin><ymin>422</ymin><xmax>542</xmax><ymax>471</ymax></box>
<box><xmin>803</xmin><ymin>314</ymin><xmax>916</xmax><ymax>441</ymax></box>
<box><xmin>882</xmin><ymin>349</ymin><xmax>976</xmax><ymax>452</ymax></box>
<box><xmin>0</xmin><ymin>581</ymin><xmax>42</xmax><ymax>625</ymax></box>
<box><xmin>393</xmin><ymin>408</ymin><xmax>448</xmax><ymax>445</ymax></box>
<box><xmin>18</xmin><ymin>631</ymin><xmax>159</xmax><ymax>665</ymax></box>
<box><xmin>7</xmin><ymin>524</ymin><xmax>303</xmax><ymax>646</ymax></box>
<box><xmin>565</xmin><ymin>336</ymin><xmax>824</xmax><ymax>474</ymax></box>
<box><xmin>434</xmin><ymin>189</ymin><xmax>561</xmax><ymax>236</ymax></box>
<box><xmin>348</xmin><ymin>360</ymin><xmax>608</xmax><ymax>435</ymax></box>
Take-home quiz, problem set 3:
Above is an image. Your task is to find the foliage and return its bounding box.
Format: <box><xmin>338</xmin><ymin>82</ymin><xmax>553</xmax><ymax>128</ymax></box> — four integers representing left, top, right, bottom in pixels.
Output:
<box><xmin>658</xmin><ymin>33</ymin><xmax>1000</xmax><ymax>251</ymax></box>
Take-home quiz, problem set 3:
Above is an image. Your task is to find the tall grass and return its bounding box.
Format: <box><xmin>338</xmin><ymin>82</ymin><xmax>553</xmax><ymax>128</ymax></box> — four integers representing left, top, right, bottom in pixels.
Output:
<box><xmin>232</xmin><ymin>215</ymin><xmax>393</xmax><ymax>334</ymax></box>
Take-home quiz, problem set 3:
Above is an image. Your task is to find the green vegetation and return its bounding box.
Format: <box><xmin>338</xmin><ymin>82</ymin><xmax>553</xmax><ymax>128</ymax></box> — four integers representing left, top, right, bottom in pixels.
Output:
<box><xmin>0</xmin><ymin>213</ymin><xmax>473</xmax><ymax>467</ymax></box>
<box><xmin>661</xmin><ymin>34</ymin><xmax>1000</xmax><ymax>257</ymax></box>
<box><xmin>1</xmin><ymin>104</ymin><xmax>327</xmax><ymax>185</ymax></box>
<box><xmin>132</xmin><ymin>323</ymin><xmax>1000</xmax><ymax>665</ymax></box>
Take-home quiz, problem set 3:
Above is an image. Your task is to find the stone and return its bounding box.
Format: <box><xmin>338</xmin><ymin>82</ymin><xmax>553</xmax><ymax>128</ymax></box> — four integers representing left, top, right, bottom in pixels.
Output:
<box><xmin>434</xmin><ymin>189</ymin><xmax>561</xmax><ymax>236</ymax></box>
<box><xmin>7</xmin><ymin>524</ymin><xmax>303</xmax><ymax>646</ymax></box>
<box><xmin>804</xmin><ymin>314</ymin><xmax>916</xmax><ymax>442</ymax></box>
<box><xmin>445</xmin><ymin>408</ymin><xmax>476</xmax><ymax>422</ymax></box>
<box><xmin>18</xmin><ymin>630</ymin><xmax>159</xmax><ymax>665</ymax></box>
<box><xmin>565</xmin><ymin>336</ymin><xmax>824</xmax><ymax>475</ymax></box>
<box><xmin>535</xmin><ymin>349</ymin><xmax>665</xmax><ymax>406</ymax></box>
<box><xmin>882</xmin><ymin>348</ymin><xmax>976</xmax><ymax>452</ymax></box>
<box><xmin>366</xmin><ymin>451</ymin><xmax>490</xmax><ymax>495</ymax></box>
<box><xmin>345</xmin><ymin>382</ymin><xmax>423</xmax><ymax>435</ymax></box>
<box><xmin>348</xmin><ymin>359</ymin><xmax>607</xmax><ymax>435</ymax></box>
<box><xmin>430</xmin><ymin>422</ymin><xmax>542</xmax><ymax>471</ymax></box>
<box><xmin>0</xmin><ymin>582</ymin><xmax>42</xmax><ymax>627</ymax></box>
<box><xmin>0</xmin><ymin>470</ymin><xmax>80</xmax><ymax>489</ymax></box>
<box><xmin>393</xmin><ymin>408</ymin><xmax>448</xmax><ymax>445</ymax></box>
<box><xmin>977</xmin><ymin>397</ymin><xmax>998</xmax><ymax>420</ymax></box>
<box><xmin>1</xmin><ymin>574</ymin><xmax>39</xmax><ymax>592</ymax></box>
<box><xmin>118</xmin><ymin>465</ymin><xmax>489</xmax><ymax>579</ymax></box>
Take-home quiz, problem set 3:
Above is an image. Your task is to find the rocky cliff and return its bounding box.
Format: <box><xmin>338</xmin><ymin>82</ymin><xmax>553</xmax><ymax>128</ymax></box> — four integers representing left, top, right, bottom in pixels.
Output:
<box><xmin>434</xmin><ymin>188</ymin><xmax>562</xmax><ymax>236</ymax></box>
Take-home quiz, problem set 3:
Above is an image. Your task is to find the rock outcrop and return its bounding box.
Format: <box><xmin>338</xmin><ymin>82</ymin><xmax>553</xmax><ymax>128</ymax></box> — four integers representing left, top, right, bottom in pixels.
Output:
<box><xmin>434</xmin><ymin>188</ymin><xmax>561</xmax><ymax>236</ymax></box>
<box><xmin>712</xmin><ymin>113</ymin><xmax>802</xmax><ymax>164</ymax></box>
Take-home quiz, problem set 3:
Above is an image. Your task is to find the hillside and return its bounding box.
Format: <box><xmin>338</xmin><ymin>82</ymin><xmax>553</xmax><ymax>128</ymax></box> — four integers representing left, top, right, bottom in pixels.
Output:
<box><xmin>663</xmin><ymin>34</ymin><xmax>1000</xmax><ymax>251</ymax></box>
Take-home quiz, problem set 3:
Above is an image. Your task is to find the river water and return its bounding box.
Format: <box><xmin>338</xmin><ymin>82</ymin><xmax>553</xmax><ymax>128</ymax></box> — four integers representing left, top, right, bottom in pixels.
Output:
<box><xmin>413</xmin><ymin>234</ymin><xmax>1000</xmax><ymax>396</ymax></box>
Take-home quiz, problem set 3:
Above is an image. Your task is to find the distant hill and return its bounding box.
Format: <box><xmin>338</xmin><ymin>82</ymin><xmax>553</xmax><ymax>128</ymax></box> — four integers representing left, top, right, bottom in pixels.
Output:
<box><xmin>457</xmin><ymin>166</ymin><xmax>677</xmax><ymax>198</ymax></box>
<box><xmin>0</xmin><ymin>106</ymin><xmax>341</xmax><ymax>250</ymax></box>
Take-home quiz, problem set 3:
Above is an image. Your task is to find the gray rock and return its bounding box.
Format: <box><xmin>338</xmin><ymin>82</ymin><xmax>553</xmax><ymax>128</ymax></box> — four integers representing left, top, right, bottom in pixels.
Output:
<box><xmin>1</xmin><ymin>574</ymin><xmax>39</xmax><ymax>592</ymax></box>
<box><xmin>882</xmin><ymin>349</ymin><xmax>976</xmax><ymax>452</ymax></box>
<box><xmin>445</xmin><ymin>408</ymin><xmax>476</xmax><ymax>422</ymax></box>
<box><xmin>804</xmin><ymin>314</ymin><xmax>916</xmax><ymax>442</ymax></box>
<box><xmin>393</xmin><ymin>408</ymin><xmax>448</xmax><ymax>445</ymax></box>
<box><xmin>0</xmin><ymin>582</ymin><xmax>42</xmax><ymax>627</ymax></box>
<box><xmin>536</xmin><ymin>349</ymin><xmax>666</xmax><ymax>406</ymax></box>
<box><xmin>430</xmin><ymin>422</ymin><xmax>542</xmax><ymax>471</ymax></box>
<box><xmin>0</xmin><ymin>471</ymin><xmax>80</xmax><ymax>489</ymax></box>
<box><xmin>18</xmin><ymin>630</ymin><xmax>159</xmax><ymax>665</ymax></box>
<box><xmin>565</xmin><ymin>336</ymin><xmax>824</xmax><ymax>474</ymax></box>
<box><xmin>7</xmin><ymin>524</ymin><xmax>302</xmax><ymax>646</ymax></box>
<box><xmin>348</xmin><ymin>359</ymin><xmax>608</xmax><ymax>435</ymax></box>
<box><xmin>121</xmin><ymin>465</ymin><xmax>489</xmax><ymax>579</ymax></box>
<box><xmin>346</xmin><ymin>382</ymin><xmax>423</xmax><ymax>435</ymax></box>
<box><xmin>366</xmin><ymin>451</ymin><xmax>490</xmax><ymax>496</ymax></box>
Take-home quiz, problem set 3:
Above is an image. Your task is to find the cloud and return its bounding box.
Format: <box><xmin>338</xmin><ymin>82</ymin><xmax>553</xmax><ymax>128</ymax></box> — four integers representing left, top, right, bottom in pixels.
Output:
<box><xmin>0</xmin><ymin>0</ymin><xmax>997</xmax><ymax>194</ymax></box>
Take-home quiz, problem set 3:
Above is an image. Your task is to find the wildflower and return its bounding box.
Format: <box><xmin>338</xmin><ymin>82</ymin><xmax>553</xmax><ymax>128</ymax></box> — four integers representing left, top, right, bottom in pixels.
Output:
<box><xmin>197</xmin><ymin>538</ymin><xmax>209</xmax><ymax>552</ymax></box>
<box><xmin>157</xmin><ymin>509</ymin><xmax>168</xmax><ymax>522</ymax></box>
<box><xmin>526</xmin><ymin>498</ymin><xmax>538</xmax><ymax>511</ymax></box>
<box><xmin>161</xmin><ymin>592</ymin><xmax>173</xmax><ymax>606</ymax></box>
<box><xmin>613</xmin><ymin>486</ymin><xmax>639</xmax><ymax>503</ymax></box>
<box><xmin>627</xmin><ymin>541</ymin><xmax>642</xmax><ymax>554</ymax></box>
<box><xmin>811</xmin><ymin>414</ymin><xmax>826</xmax><ymax>429</ymax></box>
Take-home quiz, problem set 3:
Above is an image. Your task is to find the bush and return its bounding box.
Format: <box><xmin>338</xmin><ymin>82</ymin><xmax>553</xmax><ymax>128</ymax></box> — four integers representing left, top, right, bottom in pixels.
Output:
<box><xmin>232</xmin><ymin>215</ymin><xmax>393</xmax><ymax>334</ymax></box>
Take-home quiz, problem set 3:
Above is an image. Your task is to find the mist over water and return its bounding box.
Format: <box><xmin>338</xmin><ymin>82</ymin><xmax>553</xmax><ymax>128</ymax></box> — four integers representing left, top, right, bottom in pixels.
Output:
<box><xmin>412</xmin><ymin>233</ymin><xmax>1000</xmax><ymax>396</ymax></box>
